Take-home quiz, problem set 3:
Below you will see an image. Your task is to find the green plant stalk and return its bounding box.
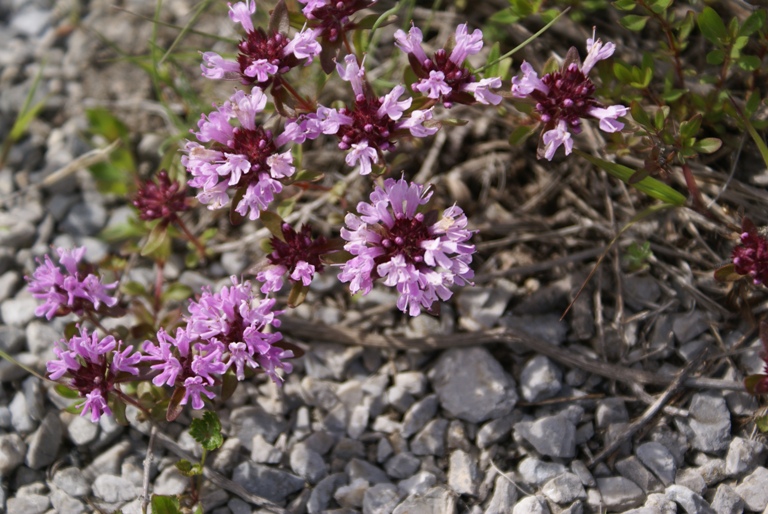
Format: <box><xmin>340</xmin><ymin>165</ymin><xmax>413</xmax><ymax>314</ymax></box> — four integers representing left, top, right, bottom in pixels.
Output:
<box><xmin>0</xmin><ymin>61</ymin><xmax>48</xmax><ymax>168</ymax></box>
<box><xmin>475</xmin><ymin>8</ymin><xmax>570</xmax><ymax>74</ymax></box>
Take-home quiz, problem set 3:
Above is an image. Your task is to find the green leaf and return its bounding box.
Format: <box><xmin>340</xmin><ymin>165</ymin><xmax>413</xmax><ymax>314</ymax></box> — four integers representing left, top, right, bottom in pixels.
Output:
<box><xmin>485</xmin><ymin>42</ymin><xmax>501</xmax><ymax>78</ymax></box>
<box><xmin>756</xmin><ymin>413</ymin><xmax>768</xmax><ymax>432</ymax></box>
<box><xmin>680</xmin><ymin>114</ymin><xmax>702</xmax><ymax>140</ymax></box>
<box><xmin>629</xmin><ymin>101</ymin><xmax>651</xmax><ymax>128</ymax></box>
<box><xmin>54</xmin><ymin>384</ymin><xmax>80</xmax><ymax>399</ymax></box>
<box><xmin>713</xmin><ymin>263</ymin><xmax>740</xmax><ymax>282</ymax></box>
<box><xmin>259</xmin><ymin>210</ymin><xmax>286</xmax><ymax>242</ymax></box>
<box><xmin>189</xmin><ymin>411</ymin><xmax>224</xmax><ymax>451</ymax></box>
<box><xmin>508</xmin><ymin>125</ymin><xmax>538</xmax><ymax>146</ymax></box>
<box><xmin>166</xmin><ymin>386</ymin><xmax>186</xmax><ymax>422</ymax></box>
<box><xmin>141</xmin><ymin>223</ymin><xmax>169</xmax><ymax>257</ymax></box>
<box><xmin>697</xmin><ymin>7</ymin><xmax>728</xmax><ymax>44</ymax></box>
<box><xmin>575</xmin><ymin>151</ymin><xmax>686</xmax><ymax>206</ymax></box>
<box><xmin>737</xmin><ymin>55</ymin><xmax>762</xmax><ymax>71</ymax></box>
<box><xmin>612</xmin><ymin>0</ymin><xmax>636</xmax><ymax>11</ymax></box>
<box><xmin>175</xmin><ymin>459</ymin><xmax>203</xmax><ymax>477</ymax></box>
<box><xmin>692</xmin><ymin>137</ymin><xmax>722</xmax><ymax>154</ymax></box>
<box><xmin>161</xmin><ymin>283</ymin><xmax>193</xmax><ymax>303</ymax></box>
<box><xmin>648</xmin><ymin>0</ymin><xmax>672</xmax><ymax>14</ymax></box>
<box><xmin>613</xmin><ymin>62</ymin><xmax>633</xmax><ymax>83</ymax></box>
<box><xmin>121</xmin><ymin>281</ymin><xmax>148</xmax><ymax>297</ymax></box>
<box><xmin>739</xmin><ymin>10</ymin><xmax>766</xmax><ymax>37</ymax></box>
<box><xmin>151</xmin><ymin>495</ymin><xmax>182</xmax><ymax>514</ymax></box>
<box><xmin>746</xmin><ymin>91</ymin><xmax>761</xmax><ymax>117</ymax></box>
<box><xmin>620</xmin><ymin>15</ymin><xmax>649</xmax><ymax>31</ymax></box>
<box><xmin>653</xmin><ymin>107</ymin><xmax>668</xmax><ymax>131</ymax></box>
<box><xmin>742</xmin><ymin>114</ymin><xmax>768</xmax><ymax>171</ymax></box>
<box><xmin>287</xmin><ymin>282</ymin><xmax>310</xmax><ymax>308</ymax></box>
<box><xmin>277</xmin><ymin>198</ymin><xmax>296</xmax><ymax>219</ymax></box>
<box><xmin>706</xmin><ymin>49</ymin><xmax>725</xmax><ymax>65</ymax></box>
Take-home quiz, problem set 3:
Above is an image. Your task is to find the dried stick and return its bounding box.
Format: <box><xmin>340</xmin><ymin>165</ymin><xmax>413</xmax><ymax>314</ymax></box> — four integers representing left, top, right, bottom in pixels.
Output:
<box><xmin>587</xmin><ymin>350</ymin><xmax>705</xmax><ymax>466</ymax></box>
<box><xmin>141</xmin><ymin>424</ymin><xmax>156</xmax><ymax>514</ymax></box>
<box><xmin>279</xmin><ymin>317</ymin><xmax>743</xmax><ymax>391</ymax></box>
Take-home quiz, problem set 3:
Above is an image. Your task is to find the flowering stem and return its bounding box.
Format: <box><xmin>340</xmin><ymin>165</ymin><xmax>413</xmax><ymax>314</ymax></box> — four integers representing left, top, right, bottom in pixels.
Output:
<box><xmin>681</xmin><ymin>162</ymin><xmax>708</xmax><ymax>216</ymax></box>
<box><xmin>280</xmin><ymin>80</ymin><xmax>316</xmax><ymax>112</ymax></box>
<box><xmin>173</xmin><ymin>216</ymin><xmax>207</xmax><ymax>262</ymax></box>
<box><xmin>153</xmin><ymin>261</ymin><xmax>164</xmax><ymax>316</ymax></box>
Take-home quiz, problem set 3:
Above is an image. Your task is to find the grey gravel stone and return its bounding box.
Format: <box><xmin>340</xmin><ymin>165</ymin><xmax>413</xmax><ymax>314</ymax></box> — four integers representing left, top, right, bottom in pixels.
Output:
<box><xmin>665</xmin><ymin>484</ymin><xmax>715</xmax><ymax>513</ymax></box>
<box><xmin>515</xmin><ymin>413</ymin><xmax>576</xmax><ymax>458</ymax></box>
<box><xmin>682</xmin><ymin>392</ymin><xmax>731</xmax><ymax>454</ymax></box>
<box><xmin>0</xmin><ymin>325</ymin><xmax>25</xmax><ymax>353</ymax></box>
<box><xmin>0</xmin><ymin>352</ymin><xmax>39</xmax><ymax>382</ymax></box>
<box><xmin>637</xmin><ymin>441</ymin><xmax>677</xmax><ymax>486</ymax></box>
<box><xmin>542</xmin><ymin>472</ymin><xmax>586</xmax><ymax>504</ymax></box>
<box><xmin>697</xmin><ymin>458</ymin><xmax>726</xmax><ymax>486</ymax></box>
<box><xmin>290</xmin><ymin>444</ymin><xmax>328</xmax><ymax>484</ymax></box>
<box><xmin>429</xmin><ymin>347</ymin><xmax>518</xmax><ymax>423</ymax></box>
<box><xmin>570</xmin><ymin>460</ymin><xmax>596</xmax><ymax>487</ymax></box>
<box><xmin>520</xmin><ymin>355</ymin><xmax>562</xmax><ymax>402</ymax></box>
<box><xmin>50</xmin><ymin>488</ymin><xmax>86</xmax><ymax>514</ymax></box>
<box><xmin>596</xmin><ymin>476</ymin><xmax>645</xmax><ymax>511</ymax></box>
<box><xmin>476</xmin><ymin>414</ymin><xmax>515</xmax><ymax>449</ymax></box>
<box><xmin>513</xmin><ymin>495</ymin><xmax>550</xmax><ymax>514</ymax></box>
<box><xmin>153</xmin><ymin>465</ymin><xmax>187</xmax><ymax>496</ymax></box>
<box><xmin>675</xmin><ymin>468</ymin><xmax>706</xmax><ymax>496</ymax></box>
<box><xmin>0</xmin><ymin>432</ymin><xmax>26</xmax><ymax>475</ymax></box>
<box><xmin>10</xmin><ymin>389</ymin><xmax>37</xmax><ymax>434</ymax></box>
<box><xmin>595</xmin><ymin>398</ymin><xmax>629</xmax><ymax>429</ymax></box>
<box><xmin>485</xmin><ymin>475</ymin><xmax>518</xmax><ymax>514</ymax></box>
<box><xmin>616</xmin><ymin>456</ymin><xmax>663</xmax><ymax>494</ymax></box>
<box><xmin>394</xmin><ymin>372</ymin><xmax>427</xmax><ymax>396</ymax></box>
<box><xmin>51</xmin><ymin>467</ymin><xmax>91</xmax><ymax>498</ymax></box>
<box><xmin>0</xmin><ymin>270</ymin><xmax>19</xmax><ymax>303</ymax></box>
<box><xmin>393</xmin><ymin>486</ymin><xmax>457</xmax><ymax>514</ymax></box>
<box><xmin>1</xmin><ymin>292</ymin><xmax>38</xmax><ymax>327</ymax></box>
<box><xmin>673</xmin><ymin>310</ymin><xmax>710</xmax><ymax>344</ymax></box>
<box><xmin>232</xmin><ymin>461</ymin><xmax>305</xmax><ymax>504</ymax></box>
<box><xmin>401</xmin><ymin>394</ymin><xmax>439</xmax><ymax>438</ymax></box>
<box><xmin>734</xmin><ymin>466</ymin><xmax>768</xmax><ymax>511</ymax></box>
<box><xmin>92</xmin><ymin>474</ymin><xmax>138</xmax><ymax>503</ymax></box>
<box><xmin>710</xmin><ymin>483</ymin><xmax>744</xmax><ymax>514</ymax></box>
<box><xmin>6</xmin><ymin>493</ymin><xmax>50</xmax><ymax>514</ymax></box>
<box><xmin>500</xmin><ymin>313</ymin><xmax>568</xmax><ymax>346</ymax></box>
<box><xmin>385</xmin><ymin>452</ymin><xmax>420</xmax><ymax>480</ymax></box>
<box><xmin>363</xmin><ymin>483</ymin><xmax>401</xmax><ymax>514</ymax></box>
<box><xmin>448</xmin><ymin>449</ymin><xmax>480</xmax><ymax>496</ymax></box>
<box><xmin>251</xmin><ymin>433</ymin><xmax>283</xmax><ymax>464</ymax></box>
<box><xmin>346</xmin><ymin>458</ymin><xmax>390</xmax><ymax>485</ymax></box>
<box><xmin>377</xmin><ymin>438</ymin><xmax>394</xmax><ymax>463</ymax></box>
<box><xmin>230</xmin><ymin>405</ymin><xmax>287</xmax><ymax>448</ymax></box>
<box><xmin>61</xmin><ymin>201</ymin><xmax>107</xmax><ymax>236</ymax></box>
<box><xmin>25</xmin><ymin>320</ymin><xmax>58</xmax><ymax>357</ymax></box>
<box><xmin>348</xmin><ymin>404</ymin><xmax>370</xmax><ymax>439</ymax></box>
<box><xmin>411</xmin><ymin>418</ymin><xmax>448</xmax><ymax>456</ymax></box>
<box><xmin>518</xmin><ymin>457</ymin><xmax>568</xmax><ymax>486</ymax></box>
<box><xmin>725</xmin><ymin>437</ymin><xmax>767</xmax><ymax>477</ymax></box>
<box><xmin>307</xmin><ymin>473</ymin><xmax>347</xmax><ymax>514</ymax></box>
<box><xmin>397</xmin><ymin>471</ymin><xmax>437</xmax><ymax>496</ymax></box>
<box><xmin>333</xmin><ymin>438</ymin><xmax>365</xmax><ymax>461</ymax></box>
<box><xmin>25</xmin><ymin>411</ymin><xmax>62</xmax><ymax>469</ymax></box>
<box><xmin>335</xmin><ymin>477</ymin><xmax>368</xmax><ymax>508</ymax></box>
<box><xmin>387</xmin><ymin>385</ymin><xmax>415</xmax><ymax>413</ymax></box>
<box><xmin>65</xmin><ymin>413</ymin><xmax>99</xmax><ymax>446</ymax></box>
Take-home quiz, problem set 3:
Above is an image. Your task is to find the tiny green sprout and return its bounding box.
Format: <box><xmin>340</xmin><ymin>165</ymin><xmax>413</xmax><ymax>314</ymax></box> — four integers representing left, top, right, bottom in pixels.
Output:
<box><xmin>624</xmin><ymin>241</ymin><xmax>653</xmax><ymax>272</ymax></box>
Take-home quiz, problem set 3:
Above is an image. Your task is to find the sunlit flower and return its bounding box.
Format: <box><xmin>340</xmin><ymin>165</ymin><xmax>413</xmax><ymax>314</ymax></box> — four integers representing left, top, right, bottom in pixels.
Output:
<box><xmin>510</xmin><ymin>29</ymin><xmax>627</xmax><ymax>160</ymax></box>
<box><xmin>338</xmin><ymin>177</ymin><xmax>475</xmax><ymax>315</ymax></box>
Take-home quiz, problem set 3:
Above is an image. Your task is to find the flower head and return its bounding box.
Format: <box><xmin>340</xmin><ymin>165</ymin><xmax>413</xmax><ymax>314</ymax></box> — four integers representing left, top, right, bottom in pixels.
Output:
<box><xmin>298</xmin><ymin>0</ymin><xmax>376</xmax><ymax>42</ymax></box>
<box><xmin>395</xmin><ymin>23</ymin><xmax>502</xmax><ymax>107</ymax></box>
<box><xmin>256</xmin><ymin>223</ymin><xmax>330</xmax><ymax>293</ymax></box>
<box><xmin>201</xmin><ymin>2</ymin><xmax>321</xmax><ymax>85</ymax></box>
<box><xmin>297</xmin><ymin>55</ymin><xmax>436</xmax><ymax>174</ymax></box>
<box><xmin>510</xmin><ymin>30</ymin><xmax>626</xmax><ymax>160</ymax></box>
<box><xmin>46</xmin><ymin>326</ymin><xmax>140</xmax><ymax>423</ymax></box>
<box><xmin>132</xmin><ymin>170</ymin><xmax>190</xmax><ymax>223</ymax></box>
<box><xmin>26</xmin><ymin>247</ymin><xmax>118</xmax><ymax>320</ymax></box>
<box><xmin>338</xmin><ymin>177</ymin><xmax>475</xmax><ymax>315</ymax></box>
<box><xmin>183</xmin><ymin>87</ymin><xmax>302</xmax><ymax>219</ymax></box>
<box><xmin>732</xmin><ymin>219</ymin><xmax>768</xmax><ymax>286</ymax></box>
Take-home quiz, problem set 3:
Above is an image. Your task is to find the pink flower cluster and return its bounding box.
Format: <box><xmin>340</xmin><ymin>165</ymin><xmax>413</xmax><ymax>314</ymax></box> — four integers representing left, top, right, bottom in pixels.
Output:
<box><xmin>732</xmin><ymin>219</ymin><xmax>768</xmax><ymax>286</ymax></box>
<box><xmin>285</xmin><ymin>55</ymin><xmax>439</xmax><ymax>174</ymax></box>
<box><xmin>142</xmin><ymin>277</ymin><xmax>292</xmax><ymax>410</ymax></box>
<box><xmin>183</xmin><ymin>87</ymin><xmax>301</xmax><ymax>219</ymax></box>
<box><xmin>256</xmin><ymin>223</ymin><xmax>330</xmax><ymax>294</ymax></box>
<box><xmin>25</xmin><ymin>246</ymin><xmax>118</xmax><ymax>320</ymax></box>
<box><xmin>47</xmin><ymin>326</ymin><xmax>141</xmax><ymax>422</ymax></box>
<box><xmin>511</xmin><ymin>30</ymin><xmax>628</xmax><ymax>160</ymax></box>
<box><xmin>395</xmin><ymin>23</ymin><xmax>502</xmax><ymax>107</ymax></box>
<box><xmin>338</xmin><ymin>177</ymin><xmax>475</xmax><ymax>315</ymax></box>
<box><xmin>201</xmin><ymin>1</ymin><xmax>321</xmax><ymax>86</ymax></box>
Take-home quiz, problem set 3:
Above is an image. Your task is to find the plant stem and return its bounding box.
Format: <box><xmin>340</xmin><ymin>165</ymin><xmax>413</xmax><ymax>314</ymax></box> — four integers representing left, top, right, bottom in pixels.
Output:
<box><xmin>173</xmin><ymin>216</ymin><xmax>207</xmax><ymax>262</ymax></box>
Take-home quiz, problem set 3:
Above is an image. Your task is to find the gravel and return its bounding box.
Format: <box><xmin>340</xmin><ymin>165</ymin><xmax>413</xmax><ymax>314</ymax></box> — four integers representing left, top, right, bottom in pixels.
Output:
<box><xmin>0</xmin><ymin>1</ymin><xmax>763</xmax><ymax>513</ymax></box>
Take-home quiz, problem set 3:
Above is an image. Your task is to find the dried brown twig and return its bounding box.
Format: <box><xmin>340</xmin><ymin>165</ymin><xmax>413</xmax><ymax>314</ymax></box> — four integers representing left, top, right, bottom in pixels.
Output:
<box><xmin>280</xmin><ymin>317</ymin><xmax>742</xmax><ymax>391</ymax></box>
